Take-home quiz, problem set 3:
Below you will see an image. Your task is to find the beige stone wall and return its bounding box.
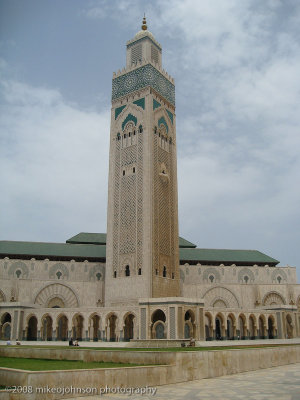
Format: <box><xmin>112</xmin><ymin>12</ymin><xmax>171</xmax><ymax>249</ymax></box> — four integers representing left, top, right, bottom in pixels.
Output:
<box><xmin>0</xmin><ymin>258</ymin><xmax>105</xmax><ymax>308</ymax></box>
<box><xmin>180</xmin><ymin>264</ymin><xmax>300</xmax><ymax>309</ymax></box>
<box><xmin>1</xmin><ymin>346</ymin><xmax>300</xmax><ymax>399</ymax></box>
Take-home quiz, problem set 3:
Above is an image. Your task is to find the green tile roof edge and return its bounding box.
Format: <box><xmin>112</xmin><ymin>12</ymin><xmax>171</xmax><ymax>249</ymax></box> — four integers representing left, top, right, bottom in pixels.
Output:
<box><xmin>66</xmin><ymin>232</ymin><xmax>107</xmax><ymax>245</ymax></box>
<box><xmin>0</xmin><ymin>240</ymin><xmax>279</xmax><ymax>265</ymax></box>
<box><xmin>179</xmin><ymin>248</ymin><xmax>279</xmax><ymax>265</ymax></box>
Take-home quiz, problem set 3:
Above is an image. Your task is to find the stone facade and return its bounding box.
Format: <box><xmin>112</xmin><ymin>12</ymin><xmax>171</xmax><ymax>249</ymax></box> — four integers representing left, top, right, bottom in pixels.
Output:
<box><xmin>1</xmin><ymin>20</ymin><xmax>300</xmax><ymax>343</ymax></box>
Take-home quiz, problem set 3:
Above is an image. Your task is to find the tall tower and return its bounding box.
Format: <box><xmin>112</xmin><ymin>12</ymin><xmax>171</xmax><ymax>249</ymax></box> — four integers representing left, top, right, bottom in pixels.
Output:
<box><xmin>105</xmin><ymin>18</ymin><xmax>179</xmax><ymax>306</ymax></box>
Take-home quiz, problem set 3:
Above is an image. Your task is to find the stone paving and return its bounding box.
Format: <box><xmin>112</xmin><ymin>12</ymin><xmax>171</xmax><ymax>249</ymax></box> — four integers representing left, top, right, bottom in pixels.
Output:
<box><xmin>71</xmin><ymin>363</ymin><xmax>300</xmax><ymax>400</ymax></box>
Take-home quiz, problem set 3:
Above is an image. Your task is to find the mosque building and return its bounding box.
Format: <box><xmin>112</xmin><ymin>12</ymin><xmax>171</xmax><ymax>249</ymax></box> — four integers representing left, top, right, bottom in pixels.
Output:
<box><xmin>1</xmin><ymin>18</ymin><xmax>299</xmax><ymax>343</ymax></box>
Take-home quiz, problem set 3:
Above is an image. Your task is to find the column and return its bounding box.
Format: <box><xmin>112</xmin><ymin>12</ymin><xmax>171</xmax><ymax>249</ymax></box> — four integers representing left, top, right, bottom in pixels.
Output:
<box><xmin>199</xmin><ymin>307</ymin><xmax>205</xmax><ymax>340</ymax></box>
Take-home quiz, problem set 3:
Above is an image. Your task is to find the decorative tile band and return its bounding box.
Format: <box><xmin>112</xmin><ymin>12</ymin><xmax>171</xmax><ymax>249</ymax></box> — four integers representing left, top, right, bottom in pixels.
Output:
<box><xmin>112</xmin><ymin>64</ymin><xmax>175</xmax><ymax>106</ymax></box>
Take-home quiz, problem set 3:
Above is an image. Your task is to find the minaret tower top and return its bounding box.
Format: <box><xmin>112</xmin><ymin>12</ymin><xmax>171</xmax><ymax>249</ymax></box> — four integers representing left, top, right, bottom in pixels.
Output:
<box><xmin>126</xmin><ymin>16</ymin><xmax>162</xmax><ymax>68</ymax></box>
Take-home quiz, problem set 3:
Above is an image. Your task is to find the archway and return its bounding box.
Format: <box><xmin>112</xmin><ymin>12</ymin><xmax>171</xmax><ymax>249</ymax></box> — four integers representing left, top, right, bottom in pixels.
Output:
<box><xmin>249</xmin><ymin>315</ymin><xmax>256</xmax><ymax>339</ymax></box>
<box><xmin>89</xmin><ymin>314</ymin><xmax>100</xmax><ymax>341</ymax></box>
<box><xmin>215</xmin><ymin>314</ymin><xmax>224</xmax><ymax>340</ymax></box>
<box><xmin>226</xmin><ymin>314</ymin><xmax>236</xmax><ymax>340</ymax></box>
<box><xmin>57</xmin><ymin>315</ymin><xmax>68</xmax><ymax>341</ymax></box>
<box><xmin>72</xmin><ymin>314</ymin><xmax>84</xmax><ymax>341</ymax></box>
<box><xmin>124</xmin><ymin>313</ymin><xmax>135</xmax><ymax>341</ymax></box>
<box><xmin>108</xmin><ymin>314</ymin><xmax>117</xmax><ymax>341</ymax></box>
<box><xmin>27</xmin><ymin>316</ymin><xmax>38</xmax><ymax>341</ymax></box>
<box><xmin>238</xmin><ymin>314</ymin><xmax>247</xmax><ymax>339</ymax></box>
<box><xmin>184</xmin><ymin>310</ymin><xmax>196</xmax><ymax>339</ymax></box>
<box><xmin>151</xmin><ymin>309</ymin><xmax>166</xmax><ymax>339</ymax></box>
<box><xmin>42</xmin><ymin>315</ymin><xmax>53</xmax><ymax>341</ymax></box>
<box><xmin>268</xmin><ymin>316</ymin><xmax>275</xmax><ymax>339</ymax></box>
<box><xmin>1</xmin><ymin>313</ymin><xmax>11</xmax><ymax>340</ymax></box>
<box><xmin>286</xmin><ymin>314</ymin><xmax>293</xmax><ymax>338</ymax></box>
<box><xmin>205</xmin><ymin>313</ymin><xmax>213</xmax><ymax>340</ymax></box>
<box><xmin>258</xmin><ymin>315</ymin><xmax>266</xmax><ymax>339</ymax></box>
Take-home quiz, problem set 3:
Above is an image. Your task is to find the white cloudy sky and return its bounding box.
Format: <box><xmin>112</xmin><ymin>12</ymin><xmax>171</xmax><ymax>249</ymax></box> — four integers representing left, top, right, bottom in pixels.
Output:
<box><xmin>0</xmin><ymin>0</ymin><xmax>299</xmax><ymax>276</ymax></box>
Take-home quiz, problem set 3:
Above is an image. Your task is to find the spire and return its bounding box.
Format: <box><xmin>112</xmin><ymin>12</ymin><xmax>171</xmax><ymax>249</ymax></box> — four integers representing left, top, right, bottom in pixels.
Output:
<box><xmin>141</xmin><ymin>14</ymin><xmax>147</xmax><ymax>31</ymax></box>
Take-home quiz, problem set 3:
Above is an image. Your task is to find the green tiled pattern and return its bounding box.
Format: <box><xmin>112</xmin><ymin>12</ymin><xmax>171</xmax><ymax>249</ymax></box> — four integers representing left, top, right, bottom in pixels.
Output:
<box><xmin>158</xmin><ymin>116</ymin><xmax>168</xmax><ymax>133</ymax></box>
<box><xmin>115</xmin><ymin>105</ymin><xmax>126</xmax><ymax>120</ymax></box>
<box><xmin>122</xmin><ymin>113</ymin><xmax>137</xmax><ymax>130</ymax></box>
<box><xmin>153</xmin><ymin>99</ymin><xmax>161</xmax><ymax>110</ymax></box>
<box><xmin>166</xmin><ymin>109</ymin><xmax>174</xmax><ymax>124</ymax></box>
<box><xmin>133</xmin><ymin>97</ymin><xmax>145</xmax><ymax>109</ymax></box>
<box><xmin>112</xmin><ymin>64</ymin><xmax>175</xmax><ymax>106</ymax></box>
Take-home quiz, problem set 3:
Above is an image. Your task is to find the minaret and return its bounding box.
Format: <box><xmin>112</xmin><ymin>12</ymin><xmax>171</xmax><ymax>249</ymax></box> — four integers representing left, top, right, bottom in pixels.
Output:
<box><xmin>105</xmin><ymin>18</ymin><xmax>179</xmax><ymax>306</ymax></box>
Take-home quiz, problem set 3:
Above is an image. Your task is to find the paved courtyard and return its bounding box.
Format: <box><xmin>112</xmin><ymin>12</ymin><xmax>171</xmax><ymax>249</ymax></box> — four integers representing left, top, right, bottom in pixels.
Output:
<box><xmin>71</xmin><ymin>363</ymin><xmax>300</xmax><ymax>400</ymax></box>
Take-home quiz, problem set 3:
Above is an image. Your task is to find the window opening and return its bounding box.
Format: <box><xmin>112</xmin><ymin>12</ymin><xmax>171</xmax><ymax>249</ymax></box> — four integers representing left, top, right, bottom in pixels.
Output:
<box><xmin>96</xmin><ymin>272</ymin><xmax>101</xmax><ymax>281</ymax></box>
<box><xmin>16</xmin><ymin>270</ymin><xmax>22</xmax><ymax>278</ymax></box>
<box><xmin>163</xmin><ymin>266</ymin><xmax>167</xmax><ymax>277</ymax></box>
<box><xmin>56</xmin><ymin>271</ymin><xmax>62</xmax><ymax>280</ymax></box>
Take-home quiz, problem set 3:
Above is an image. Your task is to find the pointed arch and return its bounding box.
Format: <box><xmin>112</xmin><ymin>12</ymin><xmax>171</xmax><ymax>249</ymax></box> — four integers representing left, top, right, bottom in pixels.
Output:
<box><xmin>122</xmin><ymin>113</ymin><xmax>137</xmax><ymax>130</ymax></box>
<box><xmin>8</xmin><ymin>261</ymin><xmax>29</xmax><ymax>278</ymax></box>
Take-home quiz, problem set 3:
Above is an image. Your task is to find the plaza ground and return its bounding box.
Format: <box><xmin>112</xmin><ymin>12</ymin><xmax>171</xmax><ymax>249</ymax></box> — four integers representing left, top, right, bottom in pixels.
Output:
<box><xmin>70</xmin><ymin>363</ymin><xmax>300</xmax><ymax>400</ymax></box>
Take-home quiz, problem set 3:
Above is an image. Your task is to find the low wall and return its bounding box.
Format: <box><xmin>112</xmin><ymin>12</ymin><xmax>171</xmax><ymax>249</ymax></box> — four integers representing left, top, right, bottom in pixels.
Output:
<box><xmin>1</xmin><ymin>346</ymin><xmax>300</xmax><ymax>399</ymax></box>
<box><xmin>0</xmin><ymin>347</ymin><xmax>175</xmax><ymax>365</ymax></box>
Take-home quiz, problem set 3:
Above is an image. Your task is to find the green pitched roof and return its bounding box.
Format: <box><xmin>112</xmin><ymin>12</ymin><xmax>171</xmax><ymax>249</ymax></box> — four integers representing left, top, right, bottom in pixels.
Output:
<box><xmin>0</xmin><ymin>241</ymin><xmax>106</xmax><ymax>261</ymax></box>
<box><xmin>66</xmin><ymin>233</ymin><xmax>197</xmax><ymax>249</ymax></box>
<box><xmin>66</xmin><ymin>232</ymin><xmax>107</xmax><ymax>245</ymax></box>
<box><xmin>179</xmin><ymin>248</ymin><xmax>279</xmax><ymax>265</ymax></box>
<box><xmin>179</xmin><ymin>237</ymin><xmax>197</xmax><ymax>248</ymax></box>
<box><xmin>0</xmin><ymin>233</ymin><xmax>279</xmax><ymax>266</ymax></box>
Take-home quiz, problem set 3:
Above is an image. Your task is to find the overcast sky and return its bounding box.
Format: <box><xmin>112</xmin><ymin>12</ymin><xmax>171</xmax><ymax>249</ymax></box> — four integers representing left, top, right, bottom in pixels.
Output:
<box><xmin>1</xmin><ymin>0</ymin><xmax>299</xmax><ymax>277</ymax></box>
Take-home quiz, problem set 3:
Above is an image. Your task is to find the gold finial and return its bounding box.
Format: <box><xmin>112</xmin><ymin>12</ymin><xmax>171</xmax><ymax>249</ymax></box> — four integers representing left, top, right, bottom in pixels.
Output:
<box><xmin>141</xmin><ymin>14</ymin><xmax>147</xmax><ymax>30</ymax></box>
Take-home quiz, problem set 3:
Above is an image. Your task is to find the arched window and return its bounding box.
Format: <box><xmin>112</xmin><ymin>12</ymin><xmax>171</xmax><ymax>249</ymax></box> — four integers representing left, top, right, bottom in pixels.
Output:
<box><xmin>15</xmin><ymin>270</ymin><xmax>22</xmax><ymax>278</ymax></box>
<box><xmin>96</xmin><ymin>272</ymin><xmax>101</xmax><ymax>281</ymax></box>
<box><xmin>172</xmin><ymin>272</ymin><xmax>174</xmax><ymax>279</ymax></box>
<box><xmin>155</xmin><ymin>269</ymin><xmax>158</xmax><ymax>275</ymax></box>
<box><xmin>138</xmin><ymin>268</ymin><xmax>142</xmax><ymax>275</ymax></box>
<box><xmin>209</xmin><ymin>275</ymin><xmax>215</xmax><ymax>283</ymax></box>
<box><xmin>277</xmin><ymin>276</ymin><xmax>282</xmax><ymax>284</ymax></box>
<box><xmin>163</xmin><ymin>266</ymin><xmax>167</xmax><ymax>277</ymax></box>
<box><xmin>114</xmin><ymin>271</ymin><xmax>117</xmax><ymax>278</ymax></box>
<box><xmin>139</xmin><ymin>125</ymin><xmax>143</xmax><ymax>133</ymax></box>
<box><xmin>56</xmin><ymin>271</ymin><xmax>62</xmax><ymax>280</ymax></box>
<box><xmin>244</xmin><ymin>275</ymin><xmax>249</xmax><ymax>284</ymax></box>
<box><xmin>125</xmin><ymin>265</ymin><xmax>130</xmax><ymax>277</ymax></box>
